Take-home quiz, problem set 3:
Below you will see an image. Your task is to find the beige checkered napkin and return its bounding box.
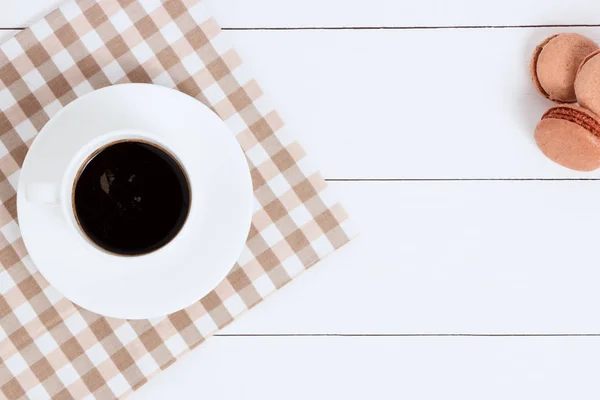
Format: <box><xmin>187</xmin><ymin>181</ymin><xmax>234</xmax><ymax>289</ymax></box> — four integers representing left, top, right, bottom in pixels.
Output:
<box><xmin>0</xmin><ymin>0</ymin><xmax>354</xmax><ymax>398</ymax></box>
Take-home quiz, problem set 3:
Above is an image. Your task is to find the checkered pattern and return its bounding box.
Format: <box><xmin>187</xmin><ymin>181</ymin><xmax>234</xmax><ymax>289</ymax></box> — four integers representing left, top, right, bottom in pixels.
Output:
<box><xmin>0</xmin><ymin>0</ymin><xmax>354</xmax><ymax>399</ymax></box>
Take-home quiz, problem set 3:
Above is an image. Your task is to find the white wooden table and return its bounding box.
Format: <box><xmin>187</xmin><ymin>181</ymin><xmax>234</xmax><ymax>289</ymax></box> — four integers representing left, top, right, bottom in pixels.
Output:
<box><xmin>5</xmin><ymin>1</ymin><xmax>600</xmax><ymax>398</ymax></box>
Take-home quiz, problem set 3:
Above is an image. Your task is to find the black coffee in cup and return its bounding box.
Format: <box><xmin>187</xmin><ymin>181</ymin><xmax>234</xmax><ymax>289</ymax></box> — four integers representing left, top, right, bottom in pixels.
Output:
<box><xmin>73</xmin><ymin>140</ymin><xmax>191</xmax><ymax>256</ymax></box>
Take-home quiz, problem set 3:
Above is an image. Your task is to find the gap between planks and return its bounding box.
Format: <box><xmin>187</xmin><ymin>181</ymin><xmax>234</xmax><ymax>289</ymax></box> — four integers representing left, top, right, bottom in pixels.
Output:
<box><xmin>3</xmin><ymin>24</ymin><xmax>600</xmax><ymax>31</ymax></box>
<box><xmin>224</xmin><ymin>24</ymin><xmax>600</xmax><ymax>31</ymax></box>
<box><xmin>324</xmin><ymin>178</ymin><xmax>600</xmax><ymax>182</ymax></box>
<box><xmin>214</xmin><ymin>333</ymin><xmax>600</xmax><ymax>337</ymax></box>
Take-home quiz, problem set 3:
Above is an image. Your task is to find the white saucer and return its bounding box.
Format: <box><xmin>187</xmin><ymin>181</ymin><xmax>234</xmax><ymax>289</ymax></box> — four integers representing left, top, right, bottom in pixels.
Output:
<box><xmin>17</xmin><ymin>84</ymin><xmax>253</xmax><ymax>320</ymax></box>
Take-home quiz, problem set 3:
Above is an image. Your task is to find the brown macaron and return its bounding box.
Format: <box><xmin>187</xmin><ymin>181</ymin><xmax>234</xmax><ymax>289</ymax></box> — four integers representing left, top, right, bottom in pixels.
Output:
<box><xmin>575</xmin><ymin>49</ymin><xmax>600</xmax><ymax>115</ymax></box>
<box><xmin>535</xmin><ymin>105</ymin><xmax>600</xmax><ymax>171</ymax></box>
<box><xmin>531</xmin><ymin>33</ymin><xmax>599</xmax><ymax>103</ymax></box>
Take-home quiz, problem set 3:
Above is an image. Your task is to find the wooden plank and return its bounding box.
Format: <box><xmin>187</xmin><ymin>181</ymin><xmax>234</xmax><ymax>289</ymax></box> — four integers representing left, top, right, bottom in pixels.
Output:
<box><xmin>228</xmin><ymin>28</ymin><xmax>600</xmax><ymax>179</ymax></box>
<box><xmin>206</xmin><ymin>0</ymin><xmax>600</xmax><ymax>28</ymax></box>
<box><xmin>133</xmin><ymin>336</ymin><xmax>600</xmax><ymax>399</ymax></box>
<box><xmin>1</xmin><ymin>0</ymin><xmax>600</xmax><ymax>28</ymax></box>
<box><xmin>221</xmin><ymin>181</ymin><xmax>600</xmax><ymax>334</ymax></box>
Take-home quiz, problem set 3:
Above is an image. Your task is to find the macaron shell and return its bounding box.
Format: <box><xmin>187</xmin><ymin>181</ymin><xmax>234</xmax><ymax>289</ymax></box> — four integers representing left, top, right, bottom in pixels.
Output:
<box><xmin>575</xmin><ymin>50</ymin><xmax>600</xmax><ymax>116</ymax></box>
<box><xmin>535</xmin><ymin>117</ymin><xmax>600</xmax><ymax>171</ymax></box>
<box><xmin>531</xmin><ymin>35</ymin><xmax>558</xmax><ymax>99</ymax></box>
<box><xmin>534</xmin><ymin>33</ymin><xmax>599</xmax><ymax>103</ymax></box>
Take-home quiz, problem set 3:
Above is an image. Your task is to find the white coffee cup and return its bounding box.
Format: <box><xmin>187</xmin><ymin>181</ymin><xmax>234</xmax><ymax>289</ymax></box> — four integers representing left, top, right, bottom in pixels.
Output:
<box><xmin>24</xmin><ymin>129</ymin><xmax>192</xmax><ymax>257</ymax></box>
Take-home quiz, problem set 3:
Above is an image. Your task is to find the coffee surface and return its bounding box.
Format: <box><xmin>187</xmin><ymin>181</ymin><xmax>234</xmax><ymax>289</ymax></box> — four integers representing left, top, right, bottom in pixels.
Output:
<box><xmin>74</xmin><ymin>141</ymin><xmax>190</xmax><ymax>256</ymax></box>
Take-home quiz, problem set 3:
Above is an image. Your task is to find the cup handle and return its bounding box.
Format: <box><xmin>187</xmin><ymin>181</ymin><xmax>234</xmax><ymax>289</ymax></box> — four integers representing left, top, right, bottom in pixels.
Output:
<box><xmin>26</xmin><ymin>183</ymin><xmax>60</xmax><ymax>205</ymax></box>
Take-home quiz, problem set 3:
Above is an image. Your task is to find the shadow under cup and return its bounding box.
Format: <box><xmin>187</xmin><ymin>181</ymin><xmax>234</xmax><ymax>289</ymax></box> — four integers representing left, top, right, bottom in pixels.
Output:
<box><xmin>72</xmin><ymin>139</ymin><xmax>191</xmax><ymax>257</ymax></box>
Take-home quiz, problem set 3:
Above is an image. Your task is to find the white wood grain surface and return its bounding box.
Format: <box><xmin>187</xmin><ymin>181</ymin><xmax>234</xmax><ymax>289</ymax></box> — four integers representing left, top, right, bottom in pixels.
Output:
<box><xmin>2</xmin><ymin>0</ymin><xmax>600</xmax><ymax>399</ymax></box>
<box><xmin>133</xmin><ymin>336</ymin><xmax>600</xmax><ymax>400</ymax></box>
<box><xmin>222</xmin><ymin>181</ymin><xmax>600</xmax><ymax>334</ymax></box>
<box><xmin>206</xmin><ymin>0</ymin><xmax>600</xmax><ymax>28</ymax></box>
<box><xmin>230</xmin><ymin>28</ymin><xmax>600</xmax><ymax>179</ymax></box>
<box><xmin>2</xmin><ymin>0</ymin><xmax>600</xmax><ymax>27</ymax></box>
